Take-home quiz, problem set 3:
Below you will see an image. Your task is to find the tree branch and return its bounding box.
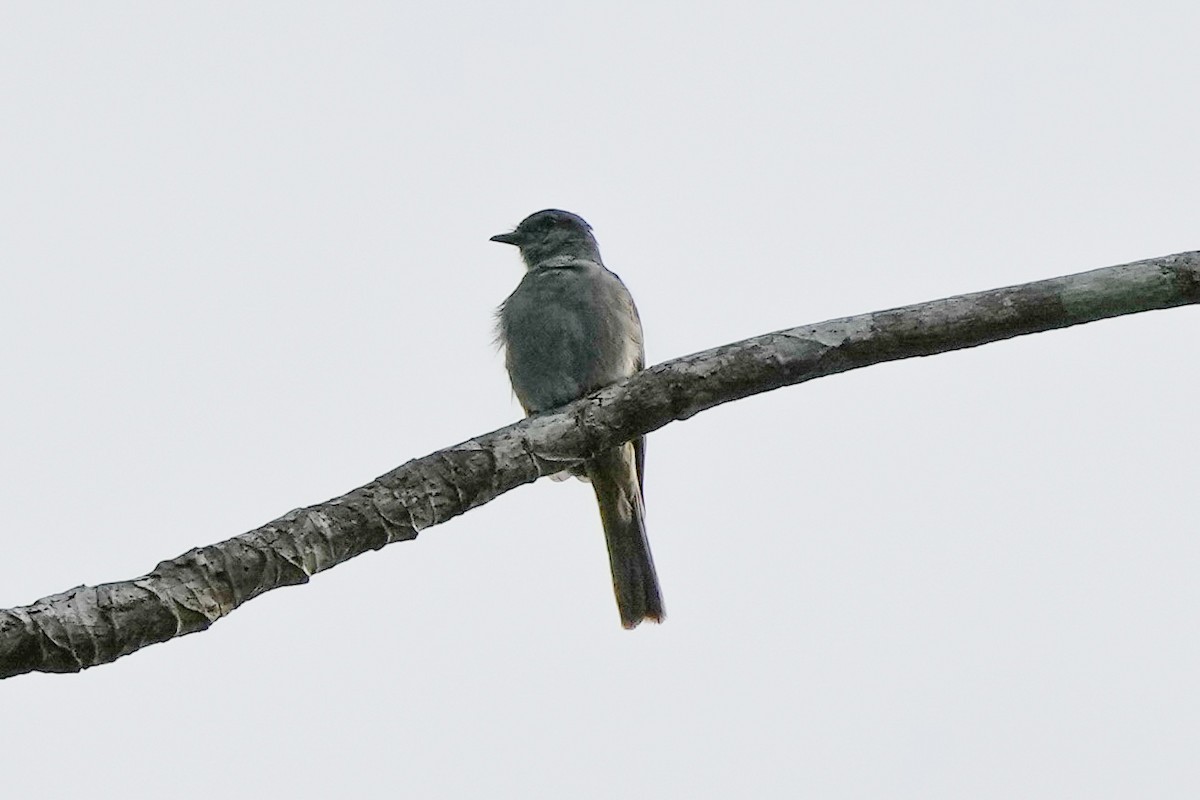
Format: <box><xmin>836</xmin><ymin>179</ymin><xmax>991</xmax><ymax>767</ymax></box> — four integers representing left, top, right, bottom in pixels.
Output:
<box><xmin>3</xmin><ymin>251</ymin><xmax>1196</xmax><ymax>678</ymax></box>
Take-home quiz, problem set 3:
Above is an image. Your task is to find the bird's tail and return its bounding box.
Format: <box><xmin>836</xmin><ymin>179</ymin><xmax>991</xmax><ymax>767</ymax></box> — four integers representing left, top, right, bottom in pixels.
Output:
<box><xmin>587</xmin><ymin>444</ymin><xmax>664</xmax><ymax>629</ymax></box>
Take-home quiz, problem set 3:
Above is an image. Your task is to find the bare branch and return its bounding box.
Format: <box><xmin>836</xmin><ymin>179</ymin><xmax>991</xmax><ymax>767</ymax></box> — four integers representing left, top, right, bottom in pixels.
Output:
<box><xmin>3</xmin><ymin>251</ymin><xmax>1196</xmax><ymax>678</ymax></box>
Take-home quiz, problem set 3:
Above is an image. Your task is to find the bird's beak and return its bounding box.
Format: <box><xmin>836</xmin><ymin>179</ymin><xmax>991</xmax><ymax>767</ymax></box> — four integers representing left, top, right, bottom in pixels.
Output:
<box><xmin>489</xmin><ymin>231</ymin><xmax>521</xmax><ymax>246</ymax></box>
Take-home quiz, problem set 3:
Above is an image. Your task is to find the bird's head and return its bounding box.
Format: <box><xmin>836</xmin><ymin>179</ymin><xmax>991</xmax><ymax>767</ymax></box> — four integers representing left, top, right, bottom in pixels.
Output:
<box><xmin>490</xmin><ymin>209</ymin><xmax>601</xmax><ymax>267</ymax></box>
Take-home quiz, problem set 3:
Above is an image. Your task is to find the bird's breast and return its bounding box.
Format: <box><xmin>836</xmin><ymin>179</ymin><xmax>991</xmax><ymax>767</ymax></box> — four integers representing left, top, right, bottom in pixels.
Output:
<box><xmin>499</xmin><ymin>262</ymin><xmax>643</xmax><ymax>413</ymax></box>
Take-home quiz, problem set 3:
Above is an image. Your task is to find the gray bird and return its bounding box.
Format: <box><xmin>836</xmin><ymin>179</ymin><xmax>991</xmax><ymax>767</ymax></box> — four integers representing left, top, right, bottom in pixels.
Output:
<box><xmin>492</xmin><ymin>209</ymin><xmax>664</xmax><ymax>628</ymax></box>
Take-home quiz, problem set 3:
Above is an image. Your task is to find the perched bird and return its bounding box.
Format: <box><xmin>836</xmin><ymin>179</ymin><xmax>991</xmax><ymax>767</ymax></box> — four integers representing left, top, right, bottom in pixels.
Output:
<box><xmin>492</xmin><ymin>209</ymin><xmax>664</xmax><ymax>628</ymax></box>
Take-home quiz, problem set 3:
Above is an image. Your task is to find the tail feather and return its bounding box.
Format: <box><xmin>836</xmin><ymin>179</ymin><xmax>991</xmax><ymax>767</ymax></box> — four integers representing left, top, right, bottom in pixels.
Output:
<box><xmin>587</xmin><ymin>444</ymin><xmax>664</xmax><ymax>628</ymax></box>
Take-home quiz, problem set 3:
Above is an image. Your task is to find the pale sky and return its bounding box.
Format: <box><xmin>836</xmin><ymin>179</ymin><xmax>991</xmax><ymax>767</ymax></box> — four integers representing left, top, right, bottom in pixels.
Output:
<box><xmin>2</xmin><ymin>3</ymin><xmax>1198</xmax><ymax>797</ymax></box>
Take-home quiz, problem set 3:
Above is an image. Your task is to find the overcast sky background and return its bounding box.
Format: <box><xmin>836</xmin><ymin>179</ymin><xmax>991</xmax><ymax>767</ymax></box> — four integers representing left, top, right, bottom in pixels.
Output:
<box><xmin>2</xmin><ymin>3</ymin><xmax>1197</xmax><ymax>797</ymax></box>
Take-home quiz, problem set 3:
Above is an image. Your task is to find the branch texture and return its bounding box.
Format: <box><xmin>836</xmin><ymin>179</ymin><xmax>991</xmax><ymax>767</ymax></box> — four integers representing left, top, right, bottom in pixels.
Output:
<box><xmin>3</xmin><ymin>251</ymin><xmax>1196</xmax><ymax>678</ymax></box>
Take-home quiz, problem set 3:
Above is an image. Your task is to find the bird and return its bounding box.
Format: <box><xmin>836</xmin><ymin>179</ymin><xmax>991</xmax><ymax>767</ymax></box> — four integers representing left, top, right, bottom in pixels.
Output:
<box><xmin>491</xmin><ymin>209</ymin><xmax>664</xmax><ymax>628</ymax></box>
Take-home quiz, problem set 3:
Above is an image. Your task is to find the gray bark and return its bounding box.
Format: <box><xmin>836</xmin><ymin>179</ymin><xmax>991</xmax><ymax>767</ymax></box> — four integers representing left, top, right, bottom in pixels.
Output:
<box><xmin>2</xmin><ymin>250</ymin><xmax>1197</xmax><ymax>678</ymax></box>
